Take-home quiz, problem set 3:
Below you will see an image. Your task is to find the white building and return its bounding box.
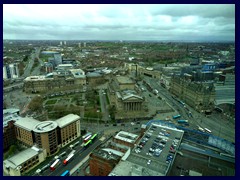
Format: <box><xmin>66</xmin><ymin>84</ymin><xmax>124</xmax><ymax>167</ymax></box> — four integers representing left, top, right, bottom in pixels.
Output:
<box><xmin>3</xmin><ymin>63</ymin><xmax>19</xmax><ymax>80</ymax></box>
<box><xmin>3</xmin><ymin>146</ymin><xmax>47</xmax><ymax>176</ymax></box>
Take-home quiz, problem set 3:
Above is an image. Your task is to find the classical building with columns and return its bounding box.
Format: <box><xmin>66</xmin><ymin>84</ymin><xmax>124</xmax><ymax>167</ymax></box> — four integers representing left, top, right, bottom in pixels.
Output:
<box><xmin>107</xmin><ymin>76</ymin><xmax>147</xmax><ymax>120</ymax></box>
<box><xmin>116</xmin><ymin>91</ymin><xmax>144</xmax><ymax>111</ymax></box>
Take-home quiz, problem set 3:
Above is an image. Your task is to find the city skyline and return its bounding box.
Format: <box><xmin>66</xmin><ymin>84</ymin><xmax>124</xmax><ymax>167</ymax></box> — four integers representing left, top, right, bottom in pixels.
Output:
<box><xmin>3</xmin><ymin>4</ymin><xmax>235</xmax><ymax>41</ymax></box>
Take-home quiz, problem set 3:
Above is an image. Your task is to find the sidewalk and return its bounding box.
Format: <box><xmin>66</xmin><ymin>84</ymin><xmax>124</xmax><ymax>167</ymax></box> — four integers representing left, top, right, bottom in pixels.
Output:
<box><xmin>70</xmin><ymin>155</ymin><xmax>90</xmax><ymax>175</ymax></box>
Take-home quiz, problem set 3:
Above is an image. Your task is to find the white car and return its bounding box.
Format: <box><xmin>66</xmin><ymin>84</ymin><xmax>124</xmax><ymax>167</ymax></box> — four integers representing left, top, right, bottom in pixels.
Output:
<box><xmin>147</xmin><ymin>160</ymin><xmax>151</xmax><ymax>165</ymax></box>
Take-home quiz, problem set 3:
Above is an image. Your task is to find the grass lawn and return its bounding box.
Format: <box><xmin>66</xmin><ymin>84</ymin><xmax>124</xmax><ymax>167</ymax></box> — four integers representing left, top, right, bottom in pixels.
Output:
<box><xmin>45</xmin><ymin>99</ymin><xmax>58</xmax><ymax>105</ymax></box>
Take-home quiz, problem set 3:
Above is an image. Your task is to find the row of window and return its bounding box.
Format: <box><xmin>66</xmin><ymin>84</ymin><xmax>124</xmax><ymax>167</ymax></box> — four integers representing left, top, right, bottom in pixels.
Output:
<box><xmin>21</xmin><ymin>156</ymin><xmax>39</xmax><ymax>173</ymax></box>
<box><xmin>62</xmin><ymin>134</ymin><xmax>78</xmax><ymax>144</ymax></box>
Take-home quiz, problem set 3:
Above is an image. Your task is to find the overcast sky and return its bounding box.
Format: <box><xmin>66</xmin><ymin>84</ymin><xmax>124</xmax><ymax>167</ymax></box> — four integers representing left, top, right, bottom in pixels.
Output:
<box><xmin>3</xmin><ymin>4</ymin><xmax>235</xmax><ymax>41</ymax></box>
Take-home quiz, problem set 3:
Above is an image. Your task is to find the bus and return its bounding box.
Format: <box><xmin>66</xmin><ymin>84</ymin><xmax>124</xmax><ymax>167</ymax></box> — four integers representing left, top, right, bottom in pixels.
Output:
<box><xmin>177</xmin><ymin>120</ymin><xmax>188</xmax><ymax>124</ymax></box>
<box><xmin>83</xmin><ymin>139</ymin><xmax>92</xmax><ymax>148</ymax></box>
<box><xmin>84</xmin><ymin>134</ymin><xmax>92</xmax><ymax>143</ymax></box>
<box><xmin>197</xmin><ymin>126</ymin><xmax>205</xmax><ymax>132</ymax></box>
<box><xmin>61</xmin><ymin>170</ymin><xmax>70</xmax><ymax>176</ymax></box>
<box><xmin>63</xmin><ymin>153</ymin><xmax>74</xmax><ymax>165</ymax></box>
<box><xmin>82</xmin><ymin>132</ymin><xmax>92</xmax><ymax>139</ymax></box>
<box><xmin>204</xmin><ymin>128</ymin><xmax>212</xmax><ymax>134</ymax></box>
<box><xmin>50</xmin><ymin>159</ymin><xmax>60</xmax><ymax>171</ymax></box>
<box><xmin>178</xmin><ymin>100</ymin><xmax>185</xmax><ymax>106</ymax></box>
<box><xmin>90</xmin><ymin>133</ymin><xmax>98</xmax><ymax>142</ymax></box>
<box><xmin>172</xmin><ymin>114</ymin><xmax>181</xmax><ymax>119</ymax></box>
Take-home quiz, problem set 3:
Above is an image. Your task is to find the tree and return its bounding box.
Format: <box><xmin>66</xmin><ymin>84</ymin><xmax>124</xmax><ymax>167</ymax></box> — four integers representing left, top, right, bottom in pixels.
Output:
<box><xmin>108</xmin><ymin>106</ymin><xmax>116</xmax><ymax>121</ymax></box>
<box><xmin>7</xmin><ymin>145</ymin><xmax>17</xmax><ymax>158</ymax></box>
<box><xmin>3</xmin><ymin>101</ymin><xmax>7</xmax><ymax>109</ymax></box>
<box><xmin>23</xmin><ymin>55</ymin><xmax>29</xmax><ymax>62</ymax></box>
<box><xmin>28</xmin><ymin>96</ymin><xmax>44</xmax><ymax>112</ymax></box>
<box><xmin>4</xmin><ymin>152</ymin><xmax>9</xmax><ymax>160</ymax></box>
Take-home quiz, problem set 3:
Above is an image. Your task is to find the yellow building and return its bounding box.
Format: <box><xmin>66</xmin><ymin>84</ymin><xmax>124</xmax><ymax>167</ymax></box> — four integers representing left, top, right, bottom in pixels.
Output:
<box><xmin>14</xmin><ymin>117</ymin><xmax>40</xmax><ymax>147</ymax></box>
<box><xmin>33</xmin><ymin>121</ymin><xmax>59</xmax><ymax>156</ymax></box>
<box><xmin>14</xmin><ymin>114</ymin><xmax>81</xmax><ymax>156</ymax></box>
<box><xmin>55</xmin><ymin>114</ymin><xmax>81</xmax><ymax>147</ymax></box>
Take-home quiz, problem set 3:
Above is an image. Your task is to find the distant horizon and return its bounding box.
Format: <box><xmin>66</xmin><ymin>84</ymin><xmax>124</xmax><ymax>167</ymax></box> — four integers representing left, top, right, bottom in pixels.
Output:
<box><xmin>3</xmin><ymin>39</ymin><xmax>235</xmax><ymax>43</ymax></box>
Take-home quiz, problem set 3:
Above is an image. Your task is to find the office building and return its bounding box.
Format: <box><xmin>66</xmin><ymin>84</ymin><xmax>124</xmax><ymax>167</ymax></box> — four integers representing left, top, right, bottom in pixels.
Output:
<box><xmin>33</xmin><ymin>121</ymin><xmax>59</xmax><ymax>156</ymax></box>
<box><xmin>13</xmin><ymin>114</ymin><xmax>81</xmax><ymax>156</ymax></box>
<box><xmin>23</xmin><ymin>69</ymin><xmax>86</xmax><ymax>93</ymax></box>
<box><xmin>3</xmin><ymin>109</ymin><xmax>20</xmax><ymax>151</ymax></box>
<box><xmin>55</xmin><ymin>114</ymin><xmax>81</xmax><ymax>147</ymax></box>
<box><xmin>3</xmin><ymin>146</ymin><xmax>47</xmax><ymax>176</ymax></box>
<box><xmin>89</xmin><ymin>149</ymin><xmax>122</xmax><ymax>176</ymax></box>
<box><xmin>170</xmin><ymin>75</ymin><xmax>215</xmax><ymax>112</ymax></box>
<box><xmin>3</xmin><ymin>63</ymin><xmax>19</xmax><ymax>80</ymax></box>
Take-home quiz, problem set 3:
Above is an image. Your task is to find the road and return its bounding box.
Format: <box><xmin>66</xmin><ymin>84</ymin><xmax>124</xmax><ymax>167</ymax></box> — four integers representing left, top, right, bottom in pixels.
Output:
<box><xmin>41</xmin><ymin>139</ymin><xmax>102</xmax><ymax>176</ymax></box>
<box><xmin>22</xmin><ymin>47</ymin><xmax>42</xmax><ymax>77</ymax></box>
<box><xmin>98</xmin><ymin>88</ymin><xmax>110</xmax><ymax>122</ymax></box>
<box><xmin>3</xmin><ymin>82</ymin><xmax>24</xmax><ymax>93</ymax></box>
<box><xmin>144</xmin><ymin>76</ymin><xmax>235</xmax><ymax>142</ymax></box>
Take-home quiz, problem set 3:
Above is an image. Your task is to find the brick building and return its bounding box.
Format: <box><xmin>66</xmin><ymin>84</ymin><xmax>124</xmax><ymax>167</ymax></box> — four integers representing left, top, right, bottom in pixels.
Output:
<box><xmin>3</xmin><ymin>120</ymin><xmax>16</xmax><ymax>151</ymax></box>
<box><xmin>89</xmin><ymin>149</ymin><xmax>122</xmax><ymax>176</ymax></box>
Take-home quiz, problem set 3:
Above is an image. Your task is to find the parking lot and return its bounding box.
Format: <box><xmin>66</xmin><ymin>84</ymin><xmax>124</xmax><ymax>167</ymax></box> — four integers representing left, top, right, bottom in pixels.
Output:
<box><xmin>130</xmin><ymin>123</ymin><xmax>184</xmax><ymax>175</ymax></box>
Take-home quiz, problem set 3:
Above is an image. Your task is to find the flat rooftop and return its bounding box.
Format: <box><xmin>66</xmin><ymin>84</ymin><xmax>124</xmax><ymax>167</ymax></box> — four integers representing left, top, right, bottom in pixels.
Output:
<box><xmin>55</xmin><ymin>114</ymin><xmax>80</xmax><ymax>128</ymax></box>
<box><xmin>24</xmin><ymin>76</ymin><xmax>54</xmax><ymax>81</ymax></box>
<box><xmin>33</xmin><ymin>121</ymin><xmax>58</xmax><ymax>133</ymax></box>
<box><xmin>14</xmin><ymin>117</ymin><xmax>40</xmax><ymax>131</ymax></box>
<box><xmin>4</xmin><ymin>147</ymin><xmax>40</xmax><ymax>169</ymax></box>
<box><xmin>69</xmin><ymin>69</ymin><xmax>86</xmax><ymax>78</ymax></box>
<box><xmin>129</xmin><ymin>124</ymin><xmax>184</xmax><ymax>175</ymax></box>
<box><xmin>114</xmin><ymin>131</ymin><xmax>139</xmax><ymax>144</ymax></box>
<box><xmin>93</xmin><ymin>149</ymin><xmax>121</xmax><ymax>161</ymax></box>
<box><xmin>3</xmin><ymin>108</ymin><xmax>20</xmax><ymax>127</ymax></box>
<box><xmin>109</xmin><ymin>159</ymin><xmax>164</xmax><ymax>176</ymax></box>
<box><xmin>116</xmin><ymin>76</ymin><xmax>134</xmax><ymax>84</ymax></box>
<box><xmin>168</xmin><ymin>147</ymin><xmax>235</xmax><ymax>176</ymax></box>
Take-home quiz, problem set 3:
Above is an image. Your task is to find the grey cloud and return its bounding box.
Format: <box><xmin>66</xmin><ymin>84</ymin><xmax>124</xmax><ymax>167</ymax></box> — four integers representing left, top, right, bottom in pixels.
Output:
<box><xmin>3</xmin><ymin>4</ymin><xmax>235</xmax><ymax>41</ymax></box>
<box><xmin>151</xmin><ymin>4</ymin><xmax>235</xmax><ymax>18</ymax></box>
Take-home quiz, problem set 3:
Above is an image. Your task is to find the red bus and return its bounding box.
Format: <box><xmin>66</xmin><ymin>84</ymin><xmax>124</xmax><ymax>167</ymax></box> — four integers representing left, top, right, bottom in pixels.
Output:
<box><xmin>84</xmin><ymin>134</ymin><xmax>92</xmax><ymax>143</ymax></box>
<box><xmin>50</xmin><ymin>159</ymin><xmax>60</xmax><ymax>171</ymax></box>
<box><xmin>63</xmin><ymin>153</ymin><xmax>74</xmax><ymax>165</ymax></box>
